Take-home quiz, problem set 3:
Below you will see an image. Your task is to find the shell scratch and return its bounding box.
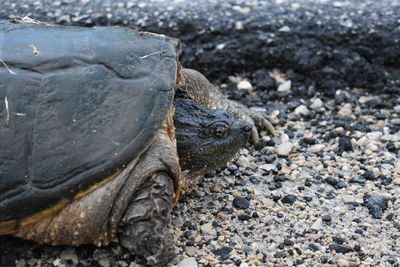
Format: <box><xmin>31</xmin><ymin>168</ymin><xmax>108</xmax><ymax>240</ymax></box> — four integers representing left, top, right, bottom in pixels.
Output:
<box><xmin>0</xmin><ymin>59</ymin><xmax>16</xmax><ymax>75</ymax></box>
<box><xmin>29</xmin><ymin>44</ymin><xmax>41</xmax><ymax>56</ymax></box>
<box><xmin>140</xmin><ymin>50</ymin><xmax>167</xmax><ymax>59</ymax></box>
<box><xmin>5</xmin><ymin>96</ymin><xmax>10</xmax><ymax>127</ymax></box>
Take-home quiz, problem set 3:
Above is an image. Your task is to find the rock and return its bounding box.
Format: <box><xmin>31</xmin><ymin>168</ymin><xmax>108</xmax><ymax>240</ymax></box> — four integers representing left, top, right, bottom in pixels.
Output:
<box><xmin>309</xmin><ymin>144</ymin><xmax>325</xmax><ymax>153</ymax></box>
<box><xmin>338</xmin><ymin>103</ymin><xmax>352</xmax><ymax>116</ymax></box>
<box><xmin>212</xmin><ymin>247</ymin><xmax>233</xmax><ymax>257</ymax></box>
<box><xmin>337</xmin><ymin>258</ymin><xmax>350</xmax><ymax>267</ymax></box>
<box><xmin>235</xmin><ymin>21</ymin><xmax>244</xmax><ymax>30</ymax></box>
<box><xmin>60</xmin><ymin>248</ymin><xmax>78</xmax><ymax>265</ymax></box>
<box><xmin>276</xmin><ymin>142</ymin><xmax>293</xmax><ymax>157</ymax></box>
<box><xmin>277</xmin><ymin>80</ymin><xmax>291</xmax><ymax>93</ymax></box>
<box><xmin>325</xmin><ymin>177</ymin><xmax>338</xmax><ymax>186</ymax></box>
<box><xmin>233</xmin><ymin>196</ymin><xmax>250</xmax><ymax>210</ymax></box>
<box><xmin>367</xmin><ymin>131</ymin><xmax>382</xmax><ymax>141</ymax></box>
<box><xmin>264</xmin><ymin>154</ymin><xmax>277</xmax><ymax>163</ymax></box>
<box><xmin>363</xmin><ymin>171</ymin><xmax>376</xmax><ymax>181</ymax></box>
<box><xmin>200</xmin><ymin>223</ymin><xmax>216</xmax><ymax>235</ymax></box>
<box><xmin>278</xmin><ymin>25</ymin><xmax>291</xmax><ymax>32</ymax></box>
<box><xmin>237</xmin><ymin>80</ymin><xmax>253</xmax><ymax>90</ymax></box>
<box><xmin>185</xmin><ymin>246</ymin><xmax>197</xmax><ymax>257</ymax></box>
<box><xmin>329</xmin><ymin>244</ymin><xmax>352</xmax><ymax>254</ymax></box>
<box><xmin>211</xmin><ymin>183</ymin><xmax>224</xmax><ymax>193</ymax></box>
<box><xmin>259</xmin><ymin>163</ymin><xmax>276</xmax><ymax>171</ymax></box>
<box><xmin>322</xmin><ymin>215</ymin><xmax>332</xmax><ymax>222</ymax></box>
<box><xmin>365</xmin><ymin>143</ymin><xmax>378</xmax><ymax>152</ymax></box>
<box><xmin>237</xmin><ymin>155</ymin><xmax>250</xmax><ymax>168</ymax></box>
<box><xmin>364</xmin><ymin>195</ymin><xmax>388</xmax><ymax>219</ymax></box>
<box><xmin>338</xmin><ymin>136</ymin><xmax>353</xmax><ymax>152</ymax></box>
<box><xmin>391</xmin><ymin>118</ymin><xmax>400</xmax><ymax>125</ymax></box>
<box><xmin>255</xmin><ymin>69</ymin><xmax>276</xmax><ymax>89</ymax></box>
<box><xmin>310</xmin><ymin>218</ymin><xmax>323</xmax><ymax>231</ymax></box>
<box><xmin>281</xmin><ymin>194</ymin><xmax>297</xmax><ymax>205</ymax></box>
<box><xmin>294</xmin><ymin>105</ymin><xmax>310</xmax><ymax>116</ymax></box>
<box><xmin>15</xmin><ymin>259</ymin><xmax>26</xmax><ymax>267</ymax></box>
<box><xmin>99</xmin><ymin>259</ymin><xmax>110</xmax><ymax>267</ymax></box>
<box><xmin>342</xmin><ymin>195</ymin><xmax>363</xmax><ymax>204</ymax></box>
<box><xmin>177</xmin><ymin>257</ymin><xmax>197</xmax><ymax>267</ymax></box>
<box><xmin>310</xmin><ymin>98</ymin><xmax>323</xmax><ymax>110</ymax></box>
<box><xmin>394</xmin><ymin>160</ymin><xmax>400</xmax><ymax>174</ymax></box>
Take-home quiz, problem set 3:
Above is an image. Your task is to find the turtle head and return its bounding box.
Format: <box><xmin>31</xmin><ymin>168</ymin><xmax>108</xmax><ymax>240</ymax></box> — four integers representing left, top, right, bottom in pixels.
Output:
<box><xmin>174</xmin><ymin>98</ymin><xmax>251</xmax><ymax>178</ymax></box>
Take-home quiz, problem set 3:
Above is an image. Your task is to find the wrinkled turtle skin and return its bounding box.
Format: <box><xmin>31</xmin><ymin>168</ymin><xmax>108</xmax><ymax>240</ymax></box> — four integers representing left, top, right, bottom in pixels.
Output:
<box><xmin>0</xmin><ymin>19</ymin><xmax>273</xmax><ymax>266</ymax></box>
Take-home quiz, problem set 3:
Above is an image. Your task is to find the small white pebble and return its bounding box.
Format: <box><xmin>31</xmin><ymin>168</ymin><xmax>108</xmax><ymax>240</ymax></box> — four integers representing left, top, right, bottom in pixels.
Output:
<box><xmin>177</xmin><ymin>257</ymin><xmax>197</xmax><ymax>267</ymax></box>
<box><xmin>278</xmin><ymin>25</ymin><xmax>291</xmax><ymax>32</ymax></box>
<box><xmin>310</xmin><ymin>218</ymin><xmax>323</xmax><ymax>231</ymax></box>
<box><xmin>309</xmin><ymin>144</ymin><xmax>325</xmax><ymax>153</ymax></box>
<box><xmin>294</xmin><ymin>105</ymin><xmax>310</xmax><ymax>116</ymax></box>
<box><xmin>310</xmin><ymin>98</ymin><xmax>323</xmax><ymax>110</ymax></box>
<box><xmin>237</xmin><ymin>80</ymin><xmax>253</xmax><ymax>90</ymax></box>
<box><xmin>277</xmin><ymin>80</ymin><xmax>291</xmax><ymax>92</ymax></box>
<box><xmin>276</xmin><ymin>142</ymin><xmax>293</xmax><ymax>157</ymax></box>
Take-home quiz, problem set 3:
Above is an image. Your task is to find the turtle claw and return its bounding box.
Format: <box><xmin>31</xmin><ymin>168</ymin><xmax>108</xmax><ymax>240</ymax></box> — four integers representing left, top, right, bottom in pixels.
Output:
<box><xmin>238</xmin><ymin>109</ymin><xmax>276</xmax><ymax>143</ymax></box>
<box><xmin>251</xmin><ymin>125</ymin><xmax>260</xmax><ymax>144</ymax></box>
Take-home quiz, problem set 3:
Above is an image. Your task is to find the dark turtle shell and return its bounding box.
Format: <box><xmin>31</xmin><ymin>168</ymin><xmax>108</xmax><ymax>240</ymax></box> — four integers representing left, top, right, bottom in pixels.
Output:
<box><xmin>0</xmin><ymin>19</ymin><xmax>180</xmax><ymax>225</ymax></box>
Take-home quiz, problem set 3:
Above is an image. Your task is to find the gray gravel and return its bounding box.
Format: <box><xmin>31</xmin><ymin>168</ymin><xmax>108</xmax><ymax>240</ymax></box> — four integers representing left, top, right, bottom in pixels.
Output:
<box><xmin>1</xmin><ymin>71</ymin><xmax>399</xmax><ymax>267</ymax></box>
<box><xmin>168</xmin><ymin>77</ymin><xmax>400</xmax><ymax>266</ymax></box>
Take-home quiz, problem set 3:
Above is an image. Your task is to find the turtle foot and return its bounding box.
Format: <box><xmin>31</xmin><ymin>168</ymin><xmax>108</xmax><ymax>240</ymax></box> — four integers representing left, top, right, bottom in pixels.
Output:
<box><xmin>120</xmin><ymin>172</ymin><xmax>175</xmax><ymax>266</ymax></box>
<box><xmin>121</xmin><ymin>220</ymin><xmax>175</xmax><ymax>266</ymax></box>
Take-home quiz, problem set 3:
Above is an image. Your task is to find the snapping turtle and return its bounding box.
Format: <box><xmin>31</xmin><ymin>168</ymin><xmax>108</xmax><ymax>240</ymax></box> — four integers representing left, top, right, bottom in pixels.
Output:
<box><xmin>0</xmin><ymin>19</ymin><xmax>274</xmax><ymax>265</ymax></box>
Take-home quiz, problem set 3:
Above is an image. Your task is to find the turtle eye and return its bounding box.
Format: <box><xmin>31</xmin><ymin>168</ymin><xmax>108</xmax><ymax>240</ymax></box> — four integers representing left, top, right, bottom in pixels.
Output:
<box><xmin>214</xmin><ymin>124</ymin><xmax>228</xmax><ymax>138</ymax></box>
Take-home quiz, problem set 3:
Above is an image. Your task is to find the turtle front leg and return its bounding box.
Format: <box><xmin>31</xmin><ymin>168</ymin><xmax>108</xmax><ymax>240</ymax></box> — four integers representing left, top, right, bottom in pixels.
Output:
<box><xmin>182</xmin><ymin>68</ymin><xmax>276</xmax><ymax>143</ymax></box>
<box><xmin>120</xmin><ymin>172</ymin><xmax>175</xmax><ymax>266</ymax></box>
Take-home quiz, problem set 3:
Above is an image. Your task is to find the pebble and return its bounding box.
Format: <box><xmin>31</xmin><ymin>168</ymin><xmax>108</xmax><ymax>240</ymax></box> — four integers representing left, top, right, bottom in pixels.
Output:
<box><xmin>367</xmin><ymin>131</ymin><xmax>382</xmax><ymax>141</ymax></box>
<box><xmin>212</xmin><ymin>247</ymin><xmax>233</xmax><ymax>258</ymax></box>
<box><xmin>237</xmin><ymin>155</ymin><xmax>250</xmax><ymax>168</ymax></box>
<box><xmin>60</xmin><ymin>248</ymin><xmax>78</xmax><ymax>265</ymax></box>
<box><xmin>365</xmin><ymin>195</ymin><xmax>388</xmax><ymax>219</ymax></box>
<box><xmin>329</xmin><ymin>244</ymin><xmax>351</xmax><ymax>254</ymax></box>
<box><xmin>310</xmin><ymin>98</ymin><xmax>323</xmax><ymax>110</ymax></box>
<box><xmin>177</xmin><ymin>257</ymin><xmax>197</xmax><ymax>267</ymax></box>
<box><xmin>309</xmin><ymin>144</ymin><xmax>325</xmax><ymax>153</ymax></box>
<box><xmin>310</xmin><ymin>218</ymin><xmax>323</xmax><ymax>231</ymax></box>
<box><xmin>237</xmin><ymin>80</ymin><xmax>253</xmax><ymax>90</ymax></box>
<box><xmin>255</xmin><ymin>69</ymin><xmax>276</xmax><ymax>89</ymax></box>
<box><xmin>264</xmin><ymin>154</ymin><xmax>277</xmax><ymax>163</ymax></box>
<box><xmin>200</xmin><ymin>223</ymin><xmax>216</xmax><ymax>236</ymax></box>
<box><xmin>233</xmin><ymin>196</ymin><xmax>250</xmax><ymax>210</ymax></box>
<box><xmin>185</xmin><ymin>247</ymin><xmax>199</xmax><ymax>258</ymax></box>
<box><xmin>277</xmin><ymin>80</ymin><xmax>291</xmax><ymax>93</ymax></box>
<box><xmin>294</xmin><ymin>105</ymin><xmax>310</xmax><ymax>116</ymax></box>
<box><xmin>394</xmin><ymin>160</ymin><xmax>400</xmax><ymax>174</ymax></box>
<box><xmin>281</xmin><ymin>194</ymin><xmax>297</xmax><ymax>204</ymax></box>
<box><xmin>342</xmin><ymin>195</ymin><xmax>363</xmax><ymax>204</ymax></box>
<box><xmin>338</xmin><ymin>103</ymin><xmax>352</xmax><ymax>116</ymax></box>
<box><xmin>391</xmin><ymin>118</ymin><xmax>400</xmax><ymax>125</ymax></box>
<box><xmin>276</xmin><ymin>142</ymin><xmax>293</xmax><ymax>157</ymax></box>
<box><xmin>278</xmin><ymin>25</ymin><xmax>291</xmax><ymax>32</ymax></box>
<box><xmin>259</xmin><ymin>163</ymin><xmax>276</xmax><ymax>171</ymax></box>
<box><xmin>338</xmin><ymin>136</ymin><xmax>353</xmax><ymax>152</ymax></box>
<box><xmin>15</xmin><ymin>259</ymin><xmax>26</xmax><ymax>267</ymax></box>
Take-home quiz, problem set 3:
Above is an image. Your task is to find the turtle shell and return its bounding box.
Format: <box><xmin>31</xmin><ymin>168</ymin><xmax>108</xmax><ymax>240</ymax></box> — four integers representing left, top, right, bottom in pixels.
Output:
<box><xmin>0</xmin><ymin>19</ymin><xmax>180</xmax><ymax>226</ymax></box>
